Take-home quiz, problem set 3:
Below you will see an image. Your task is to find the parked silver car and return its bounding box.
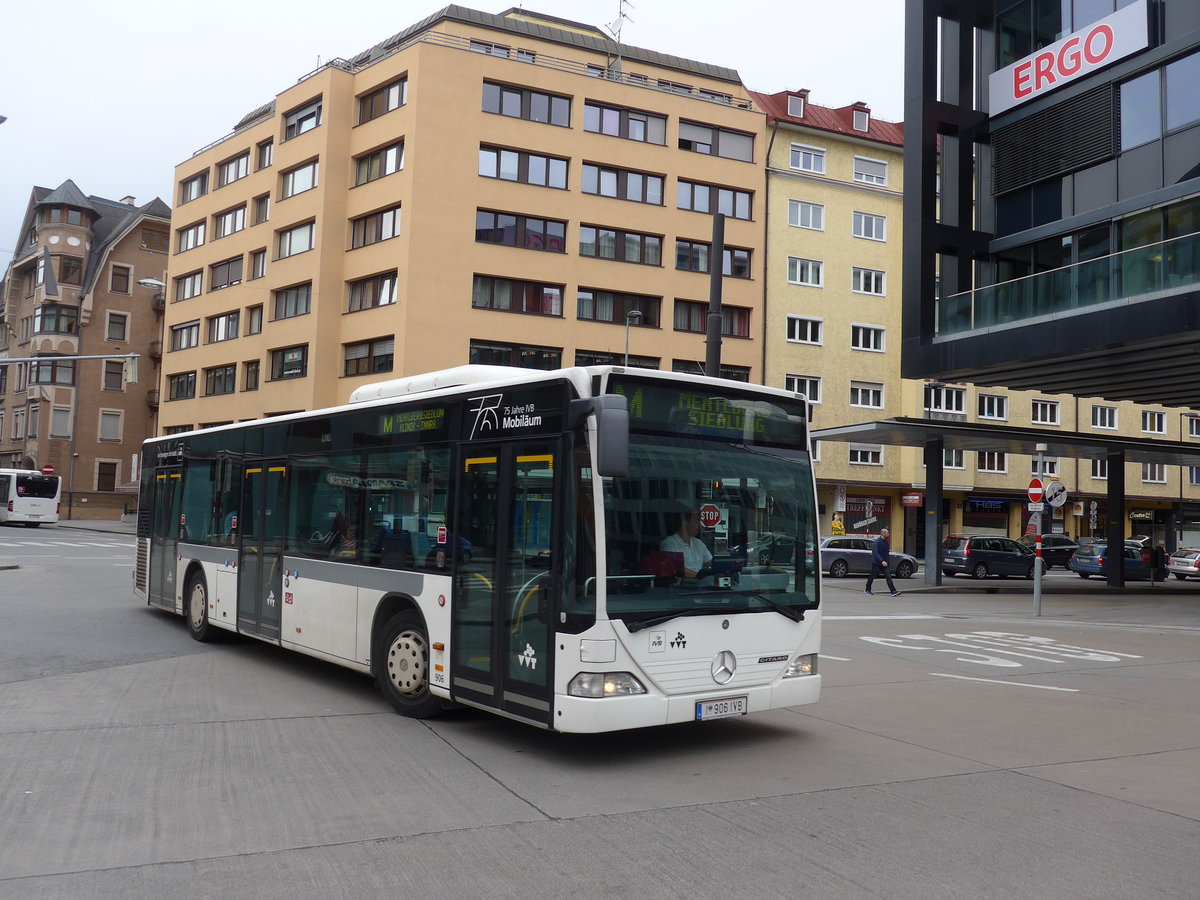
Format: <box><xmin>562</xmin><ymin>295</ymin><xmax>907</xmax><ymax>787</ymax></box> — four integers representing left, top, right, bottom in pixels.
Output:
<box><xmin>1167</xmin><ymin>548</ymin><xmax>1200</xmax><ymax>580</ymax></box>
<box><xmin>819</xmin><ymin>534</ymin><xmax>918</xmax><ymax>579</ymax></box>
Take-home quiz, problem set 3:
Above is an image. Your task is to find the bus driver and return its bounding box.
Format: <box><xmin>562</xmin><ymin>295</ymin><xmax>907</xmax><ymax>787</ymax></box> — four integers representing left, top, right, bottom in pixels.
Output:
<box><xmin>660</xmin><ymin>508</ymin><xmax>714</xmax><ymax>579</ymax></box>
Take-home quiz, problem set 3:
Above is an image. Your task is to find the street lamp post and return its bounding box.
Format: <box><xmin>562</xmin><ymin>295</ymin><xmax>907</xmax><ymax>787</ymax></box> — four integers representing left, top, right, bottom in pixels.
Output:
<box><xmin>623</xmin><ymin>309</ymin><xmax>643</xmax><ymax>366</ymax></box>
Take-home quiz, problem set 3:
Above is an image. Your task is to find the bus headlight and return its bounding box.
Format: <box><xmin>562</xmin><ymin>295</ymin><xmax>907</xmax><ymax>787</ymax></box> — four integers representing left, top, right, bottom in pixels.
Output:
<box><xmin>568</xmin><ymin>672</ymin><xmax>647</xmax><ymax>697</ymax></box>
<box><xmin>784</xmin><ymin>654</ymin><xmax>817</xmax><ymax>677</ymax></box>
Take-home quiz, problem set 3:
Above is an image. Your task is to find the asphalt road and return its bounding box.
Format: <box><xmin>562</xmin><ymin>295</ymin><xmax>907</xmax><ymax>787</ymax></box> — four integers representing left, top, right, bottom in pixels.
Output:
<box><xmin>1</xmin><ymin>526</ymin><xmax>1198</xmax><ymax>899</ymax></box>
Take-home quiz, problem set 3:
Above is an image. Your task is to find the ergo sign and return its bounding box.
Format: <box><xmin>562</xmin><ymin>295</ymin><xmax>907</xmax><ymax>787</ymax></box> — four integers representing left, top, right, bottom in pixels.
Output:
<box><xmin>989</xmin><ymin>0</ymin><xmax>1148</xmax><ymax>116</ymax></box>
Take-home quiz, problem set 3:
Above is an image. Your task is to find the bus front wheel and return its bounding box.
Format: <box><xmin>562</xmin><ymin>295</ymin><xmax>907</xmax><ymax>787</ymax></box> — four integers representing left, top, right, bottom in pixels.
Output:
<box><xmin>377</xmin><ymin>611</ymin><xmax>442</xmax><ymax>719</ymax></box>
<box><xmin>186</xmin><ymin>572</ymin><xmax>217</xmax><ymax>643</ymax></box>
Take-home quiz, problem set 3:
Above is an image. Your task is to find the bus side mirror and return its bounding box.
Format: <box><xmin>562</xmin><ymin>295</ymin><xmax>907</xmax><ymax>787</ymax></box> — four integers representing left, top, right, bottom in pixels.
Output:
<box><xmin>570</xmin><ymin>395</ymin><xmax>628</xmax><ymax>477</ymax></box>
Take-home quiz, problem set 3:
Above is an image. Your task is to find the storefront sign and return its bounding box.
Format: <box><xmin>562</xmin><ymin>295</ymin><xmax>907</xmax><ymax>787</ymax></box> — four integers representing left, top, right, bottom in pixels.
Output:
<box><xmin>900</xmin><ymin>492</ymin><xmax>923</xmax><ymax>507</ymax></box>
<box><xmin>847</xmin><ymin>496</ymin><xmax>889</xmax><ymax>532</ymax></box>
<box><xmin>989</xmin><ymin>0</ymin><xmax>1148</xmax><ymax>115</ymax></box>
<box><xmin>1129</xmin><ymin>509</ymin><xmax>1153</xmax><ymax>520</ymax></box>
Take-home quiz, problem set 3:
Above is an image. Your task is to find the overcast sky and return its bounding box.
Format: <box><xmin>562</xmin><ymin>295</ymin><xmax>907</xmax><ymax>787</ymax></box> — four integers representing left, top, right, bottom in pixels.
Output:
<box><xmin>0</xmin><ymin>0</ymin><xmax>904</xmax><ymax>271</ymax></box>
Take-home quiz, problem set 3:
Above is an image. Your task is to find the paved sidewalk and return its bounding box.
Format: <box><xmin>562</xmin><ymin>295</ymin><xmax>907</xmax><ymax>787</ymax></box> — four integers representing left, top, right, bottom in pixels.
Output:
<box><xmin>55</xmin><ymin>518</ymin><xmax>136</xmax><ymax>536</ymax></box>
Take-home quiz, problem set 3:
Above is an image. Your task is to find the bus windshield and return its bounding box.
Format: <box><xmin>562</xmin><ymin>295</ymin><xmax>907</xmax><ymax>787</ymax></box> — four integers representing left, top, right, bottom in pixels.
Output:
<box><xmin>15</xmin><ymin>475</ymin><xmax>59</xmax><ymax>499</ymax></box>
<box><xmin>585</xmin><ymin>376</ymin><xmax>818</xmax><ymax>630</ymax></box>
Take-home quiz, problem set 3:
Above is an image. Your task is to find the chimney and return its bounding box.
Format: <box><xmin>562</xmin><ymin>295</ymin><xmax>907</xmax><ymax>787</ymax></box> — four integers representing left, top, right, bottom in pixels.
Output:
<box><xmin>120</xmin><ymin>195</ymin><xmax>137</xmax><ymax>206</ymax></box>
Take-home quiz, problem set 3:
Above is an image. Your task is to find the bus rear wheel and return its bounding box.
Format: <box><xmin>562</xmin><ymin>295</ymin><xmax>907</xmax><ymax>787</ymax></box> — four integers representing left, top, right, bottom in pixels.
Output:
<box><xmin>377</xmin><ymin>611</ymin><xmax>442</xmax><ymax>719</ymax></box>
<box><xmin>186</xmin><ymin>572</ymin><xmax>217</xmax><ymax>643</ymax></box>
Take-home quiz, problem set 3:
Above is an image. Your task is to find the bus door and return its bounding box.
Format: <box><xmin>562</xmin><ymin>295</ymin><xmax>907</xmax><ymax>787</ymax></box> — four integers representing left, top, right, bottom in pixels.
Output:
<box><xmin>452</xmin><ymin>441</ymin><xmax>560</xmax><ymax>726</ymax></box>
<box><xmin>148</xmin><ymin>469</ymin><xmax>183</xmax><ymax>610</ymax></box>
<box><xmin>237</xmin><ymin>461</ymin><xmax>287</xmax><ymax>640</ymax></box>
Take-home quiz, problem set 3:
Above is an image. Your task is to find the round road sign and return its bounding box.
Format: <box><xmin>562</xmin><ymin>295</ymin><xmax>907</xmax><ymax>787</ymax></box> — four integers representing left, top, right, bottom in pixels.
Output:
<box><xmin>698</xmin><ymin>503</ymin><xmax>722</xmax><ymax>528</ymax></box>
<box><xmin>1043</xmin><ymin>480</ymin><xmax>1068</xmax><ymax>508</ymax></box>
<box><xmin>41</xmin><ymin>464</ymin><xmax>55</xmax><ymax>476</ymax></box>
<box><xmin>1027</xmin><ymin>478</ymin><xmax>1043</xmax><ymax>503</ymax></box>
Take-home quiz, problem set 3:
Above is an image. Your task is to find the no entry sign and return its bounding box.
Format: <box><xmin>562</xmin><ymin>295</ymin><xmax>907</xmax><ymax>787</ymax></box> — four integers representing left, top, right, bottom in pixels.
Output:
<box><xmin>1027</xmin><ymin>478</ymin><xmax>1044</xmax><ymax>503</ymax></box>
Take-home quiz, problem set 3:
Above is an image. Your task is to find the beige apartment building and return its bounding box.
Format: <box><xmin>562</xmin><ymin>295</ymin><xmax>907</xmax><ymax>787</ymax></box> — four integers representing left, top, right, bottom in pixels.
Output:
<box><xmin>160</xmin><ymin>5</ymin><xmax>766</xmax><ymax>431</ymax></box>
<box><xmin>0</xmin><ymin>180</ymin><xmax>170</xmax><ymax>518</ymax></box>
<box><xmin>755</xmin><ymin>89</ymin><xmax>1199</xmax><ymax>553</ymax></box>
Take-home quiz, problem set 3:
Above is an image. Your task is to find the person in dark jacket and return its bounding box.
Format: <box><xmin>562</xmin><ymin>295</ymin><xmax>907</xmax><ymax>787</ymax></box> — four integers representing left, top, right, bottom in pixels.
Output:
<box><xmin>865</xmin><ymin>527</ymin><xmax>902</xmax><ymax>596</ymax></box>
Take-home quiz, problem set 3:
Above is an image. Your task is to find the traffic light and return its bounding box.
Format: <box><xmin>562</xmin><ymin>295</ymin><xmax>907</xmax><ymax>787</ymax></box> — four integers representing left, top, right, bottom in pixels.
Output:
<box><xmin>122</xmin><ymin>356</ymin><xmax>139</xmax><ymax>385</ymax></box>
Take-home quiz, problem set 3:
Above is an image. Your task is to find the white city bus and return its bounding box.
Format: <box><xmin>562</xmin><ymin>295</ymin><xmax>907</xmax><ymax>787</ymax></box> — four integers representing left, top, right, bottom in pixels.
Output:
<box><xmin>0</xmin><ymin>468</ymin><xmax>61</xmax><ymax>526</ymax></box>
<box><xmin>134</xmin><ymin>365</ymin><xmax>821</xmax><ymax>732</ymax></box>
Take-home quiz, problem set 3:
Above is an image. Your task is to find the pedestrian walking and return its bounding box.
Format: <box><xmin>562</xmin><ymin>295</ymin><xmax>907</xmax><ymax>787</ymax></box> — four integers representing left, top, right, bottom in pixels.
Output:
<box><xmin>865</xmin><ymin>527</ymin><xmax>902</xmax><ymax>596</ymax></box>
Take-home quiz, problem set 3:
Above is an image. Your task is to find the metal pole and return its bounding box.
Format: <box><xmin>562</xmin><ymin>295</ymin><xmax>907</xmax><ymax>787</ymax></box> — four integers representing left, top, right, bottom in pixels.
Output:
<box><xmin>1033</xmin><ymin>443</ymin><xmax>1046</xmax><ymax>617</ymax></box>
<box><xmin>623</xmin><ymin>310</ymin><xmax>642</xmax><ymax>366</ymax></box>
<box><xmin>704</xmin><ymin>213</ymin><xmax>726</xmax><ymax>378</ymax></box>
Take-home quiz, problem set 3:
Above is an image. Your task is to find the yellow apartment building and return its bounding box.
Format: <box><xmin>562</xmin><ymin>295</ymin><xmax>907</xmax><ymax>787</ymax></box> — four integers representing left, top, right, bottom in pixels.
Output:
<box><xmin>160</xmin><ymin>5</ymin><xmax>766</xmax><ymax>431</ymax></box>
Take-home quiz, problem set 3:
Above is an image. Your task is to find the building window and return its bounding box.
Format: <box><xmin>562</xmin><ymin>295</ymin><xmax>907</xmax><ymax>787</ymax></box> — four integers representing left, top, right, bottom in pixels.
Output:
<box><xmin>677</xmin><ymin>179</ymin><xmax>751</xmax><ymax>219</ymax></box>
<box><xmin>110</xmin><ymin>265</ymin><xmax>131</xmax><ymax>293</ymax></box>
<box><xmin>271</xmin><ymin>345</ymin><xmax>308</xmax><ymax>380</ymax></box>
<box><xmin>96</xmin><ymin>461</ymin><xmax>118</xmax><ymax>492</ymax></box>
<box><xmin>1032</xmin><ymin>400</ymin><xmax>1060</xmax><ymax>426</ymax></box>
<box><xmin>1190</xmin><ymin>466</ymin><xmax>1200</xmax><ymax>487</ymax></box>
<box><xmin>250</xmin><ymin>249</ymin><xmax>266</xmax><ymax>279</ymax></box>
<box><xmin>359</xmin><ymin>77</ymin><xmax>407</xmax><ymax>124</ymax></box>
<box><xmin>787</xmin><ymin>257</ymin><xmax>823</xmax><ymax>287</ymax></box>
<box><xmin>583</xmin><ymin>101</ymin><xmax>666</xmax><ymax>143</ymax></box>
<box><xmin>472</xmin><ymin>276</ymin><xmax>563</xmax><ymax>316</ymax></box>
<box><xmin>1091</xmin><ymin>458</ymin><xmax>1108</xmax><ymax>480</ymax></box>
<box><xmin>175</xmin><ymin>272</ymin><xmax>202</xmax><ymax>301</ymax></box>
<box><xmin>205</xmin><ymin>365</ymin><xmax>237</xmax><ymax>396</ymax></box>
<box><xmin>673</xmin><ymin>300</ymin><xmax>749</xmax><ymax>337</ymax></box>
<box><xmin>352</xmin><ymin>206</ymin><xmax>402</xmax><ymax>248</ymax></box>
<box><xmin>343</xmin><ymin>337</ymin><xmax>395</xmax><ymax>376</ymax></box>
<box><xmin>51</xmin><ymin>407</ymin><xmax>71</xmax><ymax>438</ymax></box>
<box><xmin>244</xmin><ymin>360</ymin><xmax>260</xmax><ymax>391</ymax></box>
<box><xmin>209</xmin><ymin>256</ymin><xmax>243</xmax><ymax>290</ymax></box>
<box><xmin>944</xmin><ymin>448</ymin><xmax>965</xmax><ymax>469</ymax></box>
<box><xmin>853</xmin><ymin>108</ymin><xmax>870</xmax><ymax>131</ymax></box>
<box><xmin>849</xmin><ymin>444</ymin><xmax>883</xmax><ymax>465</ymax></box>
<box><xmin>180</xmin><ymin>172</ymin><xmax>208</xmax><ymax>203</ymax></box>
<box><xmin>281</xmin><ymin>161</ymin><xmax>318</xmax><ymax>198</ymax></box>
<box><xmin>851</xmin><ymin>324</ymin><xmax>885</xmax><ymax>351</ymax></box>
<box><xmin>852</xmin><ymin>267</ymin><xmax>886</xmax><ymax>296</ymax></box>
<box><xmin>355</xmin><ymin>142</ymin><xmax>404</xmax><ymax>185</ymax></box>
<box><xmin>788</xmin><ymin>200</ymin><xmax>824</xmax><ymax>230</ymax></box>
<box><xmin>469</xmin><ymin>340</ymin><xmax>562</xmax><ymax>369</ymax></box>
<box><xmin>55</xmin><ymin>256</ymin><xmax>83</xmax><ymax>285</ymax></box>
<box><xmin>677</xmin><ymin>121</ymin><xmax>754</xmax><ymax>161</ymax></box>
<box><xmin>284</xmin><ymin>98</ymin><xmax>322</xmax><ymax>140</ymax></box>
<box><xmin>273</xmin><ymin>283</ymin><xmax>312</xmax><ymax>319</ymax></box>
<box><xmin>31</xmin><ymin>357</ymin><xmax>75</xmax><ymax>385</ymax></box>
<box><xmin>177</xmin><ymin>221</ymin><xmax>205</xmax><ymax>252</ymax></box>
<box><xmin>475</xmin><ymin>210</ymin><xmax>566</xmax><ymax>252</ymax></box>
<box><xmin>785</xmin><ymin>374</ymin><xmax>821</xmax><ymax>403</ymax></box>
<box><xmin>1189</xmin><ymin>417</ymin><xmax>1200</xmax><ymax>439</ymax></box>
<box><xmin>106</xmin><ymin>313</ymin><xmax>129</xmax><ymax>342</ymax></box>
<box><xmin>582</xmin><ymin>163</ymin><xmax>664</xmax><ymax>204</ymax></box>
<box><xmin>254</xmin><ymin>195</ymin><xmax>270</xmax><ymax>225</ymax></box>
<box><xmin>1142</xmin><ymin>411</ymin><xmax>1165</xmax><ymax>434</ymax></box>
<box><xmin>850</xmin><ymin>381</ymin><xmax>884</xmax><ymax>409</ymax></box>
<box><xmin>577</xmin><ymin>290</ymin><xmax>660</xmax><ymax>325</ymax></box>
<box><xmin>787</xmin><ymin>316</ymin><xmax>822</xmax><ymax>344</ymax></box>
<box><xmin>853</xmin><ymin>211</ymin><xmax>887</xmax><ymax>241</ymax></box>
<box><xmin>277</xmin><ymin>222</ymin><xmax>315</xmax><ymax>258</ymax></box>
<box><xmin>926</xmin><ymin>386</ymin><xmax>966</xmax><ymax>414</ymax></box>
<box><xmin>787</xmin><ymin>95</ymin><xmax>805</xmax><ymax>117</ymax></box>
<box><xmin>207</xmin><ymin>311</ymin><xmax>239</xmax><ymax>343</ymax></box>
<box><xmin>978</xmin><ymin>393</ymin><xmax>1008</xmax><ymax>420</ymax></box>
<box><xmin>170</xmin><ymin>321</ymin><xmax>200</xmax><ymax>351</ymax></box>
<box><xmin>141</xmin><ymin>228</ymin><xmax>169</xmax><ymax>253</ymax></box>
<box><xmin>102</xmin><ymin>360</ymin><xmax>124</xmax><ymax>391</ymax></box>
<box><xmin>1031</xmin><ymin>458</ymin><xmax>1059</xmax><ymax>478</ymax></box>
<box><xmin>257</xmin><ymin>139</ymin><xmax>274</xmax><ymax>169</ymax></box>
<box><xmin>675</xmin><ymin>241</ymin><xmax>751</xmax><ymax>278</ymax></box>
<box><xmin>347</xmin><ymin>272</ymin><xmax>397</xmax><ymax>311</ymax></box>
<box><xmin>33</xmin><ymin>304</ymin><xmax>78</xmax><ymax>334</ymax></box>
<box><xmin>168</xmin><ymin>371</ymin><xmax>197</xmax><ymax>400</ymax></box>
<box><xmin>217</xmin><ymin>152</ymin><xmax>250</xmax><ymax>187</ymax></box>
<box><xmin>579</xmin><ymin>225</ymin><xmax>662</xmax><ymax>265</ymax></box>
<box><xmin>575</xmin><ymin>349</ymin><xmax>658</xmax><ymax>369</ymax></box>
<box><xmin>213</xmin><ymin>205</ymin><xmax>246</xmax><ymax>239</ymax></box>
<box><xmin>1142</xmin><ymin>463</ymin><xmax>1166</xmax><ymax>483</ymax></box>
<box><xmin>470</xmin><ymin>39</ymin><xmax>511</xmax><ymax>57</ymax></box>
<box><xmin>978</xmin><ymin>451</ymin><xmax>1007</xmax><ymax>473</ymax></box>
<box><xmin>479</xmin><ymin>146</ymin><xmax>568</xmax><ymax>189</ymax></box>
<box><xmin>1092</xmin><ymin>404</ymin><xmax>1117</xmax><ymax>429</ymax></box>
<box><xmin>790</xmin><ymin>143</ymin><xmax>825</xmax><ymax>173</ymax></box>
<box><xmin>482</xmin><ymin>82</ymin><xmax>570</xmax><ymax>126</ymax></box>
<box><xmin>246</xmin><ymin>305</ymin><xmax>263</xmax><ymax>335</ymax></box>
<box><xmin>853</xmin><ymin>156</ymin><xmax>888</xmax><ymax>186</ymax></box>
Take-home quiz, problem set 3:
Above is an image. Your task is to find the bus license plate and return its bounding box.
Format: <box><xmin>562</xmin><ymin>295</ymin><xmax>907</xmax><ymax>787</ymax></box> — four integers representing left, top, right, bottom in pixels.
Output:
<box><xmin>696</xmin><ymin>696</ymin><xmax>747</xmax><ymax>721</ymax></box>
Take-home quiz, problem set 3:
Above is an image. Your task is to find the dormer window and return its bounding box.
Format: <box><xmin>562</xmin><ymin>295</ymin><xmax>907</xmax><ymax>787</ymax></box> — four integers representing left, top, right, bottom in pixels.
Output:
<box><xmin>787</xmin><ymin>94</ymin><xmax>805</xmax><ymax>118</ymax></box>
<box><xmin>853</xmin><ymin>106</ymin><xmax>870</xmax><ymax>131</ymax></box>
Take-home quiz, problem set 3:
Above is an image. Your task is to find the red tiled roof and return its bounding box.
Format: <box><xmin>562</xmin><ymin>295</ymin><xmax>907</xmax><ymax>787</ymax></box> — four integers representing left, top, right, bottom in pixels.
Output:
<box><xmin>750</xmin><ymin>89</ymin><xmax>904</xmax><ymax>147</ymax></box>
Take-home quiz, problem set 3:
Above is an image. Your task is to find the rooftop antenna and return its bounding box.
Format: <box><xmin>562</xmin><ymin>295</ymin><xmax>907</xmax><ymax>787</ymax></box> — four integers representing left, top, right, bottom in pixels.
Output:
<box><xmin>606</xmin><ymin>0</ymin><xmax>634</xmax><ymax>78</ymax></box>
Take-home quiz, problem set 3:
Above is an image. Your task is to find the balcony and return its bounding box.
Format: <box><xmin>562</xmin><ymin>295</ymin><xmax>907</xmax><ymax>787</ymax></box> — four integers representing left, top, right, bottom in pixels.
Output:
<box><xmin>148</xmin><ymin>340</ymin><xmax>162</xmax><ymax>360</ymax></box>
<box><xmin>151</xmin><ymin>293</ymin><xmax>166</xmax><ymax>312</ymax></box>
<box><xmin>937</xmin><ymin>230</ymin><xmax>1200</xmax><ymax>337</ymax></box>
<box><xmin>146</xmin><ymin>389</ymin><xmax>159</xmax><ymax>408</ymax></box>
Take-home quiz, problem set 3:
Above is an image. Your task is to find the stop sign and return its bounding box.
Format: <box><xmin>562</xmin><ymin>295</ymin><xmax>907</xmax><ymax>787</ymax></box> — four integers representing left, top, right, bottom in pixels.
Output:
<box><xmin>41</xmin><ymin>464</ymin><xmax>55</xmax><ymax>476</ymax></box>
<box><xmin>1027</xmin><ymin>478</ymin><xmax>1043</xmax><ymax>502</ymax></box>
<box><xmin>698</xmin><ymin>503</ymin><xmax>721</xmax><ymax>527</ymax></box>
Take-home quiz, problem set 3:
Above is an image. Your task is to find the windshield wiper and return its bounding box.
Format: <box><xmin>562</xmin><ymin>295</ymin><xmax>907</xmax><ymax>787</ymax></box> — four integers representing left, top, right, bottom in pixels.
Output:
<box><xmin>739</xmin><ymin>590</ymin><xmax>805</xmax><ymax>623</ymax></box>
<box><xmin>624</xmin><ymin>606</ymin><xmax>731</xmax><ymax>633</ymax></box>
